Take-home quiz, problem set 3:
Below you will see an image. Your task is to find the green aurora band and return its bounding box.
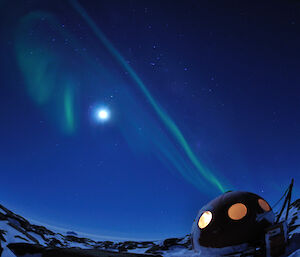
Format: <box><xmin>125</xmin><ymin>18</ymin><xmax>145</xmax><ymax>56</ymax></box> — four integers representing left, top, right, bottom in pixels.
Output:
<box><xmin>64</xmin><ymin>86</ymin><xmax>75</xmax><ymax>134</ymax></box>
<box><xmin>15</xmin><ymin>12</ymin><xmax>76</xmax><ymax>134</ymax></box>
<box><xmin>69</xmin><ymin>0</ymin><xmax>227</xmax><ymax>193</ymax></box>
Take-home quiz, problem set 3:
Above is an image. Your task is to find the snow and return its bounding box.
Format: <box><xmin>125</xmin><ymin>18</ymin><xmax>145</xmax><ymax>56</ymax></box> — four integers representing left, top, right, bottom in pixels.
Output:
<box><xmin>127</xmin><ymin>248</ymin><xmax>151</xmax><ymax>254</ymax></box>
<box><xmin>0</xmin><ymin>201</ymin><xmax>299</xmax><ymax>257</ymax></box>
<box><xmin>0</xmin><ymin>221</ymin><xmax>31</xmax><ymax>244</ymax></box>
<box><xmin>7</xmin><ymin>218</ymin><xmax>20</xmax><ymax>228</ymax></box>
<box><xmin>163</xmin><ymin>248</ymin><xmax>199</xmax><ymax>257</ymax></box>
<box><xmin>1</xmin><ymin>247</ymin><xmax>16</xmax><ymax>257</ymax></box>
<box><xmin>0</xmin><ymin>221</ymin><xmax>19</xmax><ymax>257</ymax></box>
<box><xmin>64</xmin><ymin>241</ymin><xmax>91</xmax><ymax>249</ymax></box>
<box><xmin>27</xmin><ymin>232</ymin><xmax>46</xmax><ymax>246</ymax></box>
<box><xmin>289</xmin><ymin>249</ymin><xmax>300</xmax><ymax>257</ymax></box>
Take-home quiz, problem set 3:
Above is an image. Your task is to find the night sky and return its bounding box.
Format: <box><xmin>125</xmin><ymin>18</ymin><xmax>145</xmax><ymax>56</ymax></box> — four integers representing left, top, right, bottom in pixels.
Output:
<box><xmin>0</xmin><ymin>0</ymin><xmax>299</xmax><ymax>240</ymax></box>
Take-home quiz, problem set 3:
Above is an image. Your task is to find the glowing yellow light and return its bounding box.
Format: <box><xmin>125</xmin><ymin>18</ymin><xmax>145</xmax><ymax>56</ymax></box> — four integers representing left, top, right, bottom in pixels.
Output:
<box><xmin>228</xmin><ymin>203</ymin><xmax>247</xmax><ymax>220</ymax></box>
<box><xmin>258</xmin><ymin>199</ymin><xmax>271</xmax><ymax>212</ymax></box>
<box><xmin>198</xmin><ymin>211</ymin><xmax>212</xmax><ymax>229</ymax></box>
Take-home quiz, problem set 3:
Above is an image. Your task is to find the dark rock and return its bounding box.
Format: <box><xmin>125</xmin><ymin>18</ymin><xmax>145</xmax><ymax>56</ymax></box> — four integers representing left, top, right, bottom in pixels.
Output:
<box><xmin>118</xmin><ymin>245</ymin><xmax>128</xmax><ymax>253</ymax></box>
<box><xmin>289</xmin><ymin>224</ymin><xmax>300</xmax><ymax>233</ymax></box>
<box><xmin>122</xmin><ymin>241</ymin><xmax>138</xmax><ymax>250</ymax></box>
<box><xmin>145</xmin><ymin>236</ymin><xmax>192</xmax><ymax>254</ymax></box>
<box><xmin>138</xmin><ymin>241</ymin><xmax>154</xmax><ymax>247</ymax></box>
<box><xmin>8</xmin><ymin>243</ymin><xmax>163</xmax><ymax>257</ymax></box>
<box><xmin>0</xmin><ymin>212</ymin><xmax>6</xmax><ymax>221</ymax></box>
<box><xmin>8</xmin><ymin>243</ymin><xmax>43</xmax><ymax>255</ymax></box>
<box><xmin>291</xmin><ymin>199</ymin><xmax>300</xmax><ymax>209</ymax></box>
<box><xmin>0</xmin><ymin>204</ymin><xmax>14</xmax><ymax>216</ymax></box>
<box><xmin>163</xmin><ymin>237</ymin><xmax>180</xmax><ymax>248</ymax></box>
<box><xmin>48</xmin><ymin>238</ymin><xmax>65</xmax><ymax>247</ymax></box>
<box><xmin>101</xmin><ymin>240</ymin><xmax>114</xmax><ymax>249</ymax></box>
<box><xmin>65</xmin><ymin>235</ymin><xmax>89</xmax><ymax>244</ymax></box>
<box><xmin>30</xmin><ymin>224</ymin><xmax>55</xmax><ymax>236</ymax></box>
<box><xmin>0</xmin><ymin>229</ymin><xmax>6</xmax><ymax>242</ymax></box>
<box><xmin>8</xmin><ymin>221</ymin><xmax>40</xmax><ymax>244</ymax></box>
<box><xmin>145</xmin><ymin>244</ymin><xmax>164</xmax><ymax>254</ymax></box>
<box><xmin>7</xmin><ymin>217</ymin><xmax>21</xmax><ymax>227</ymax></box>
<box><xmin>14</xmin><ymin>235</ymin><xmax>29</xmax><ymax>242</ymax></box>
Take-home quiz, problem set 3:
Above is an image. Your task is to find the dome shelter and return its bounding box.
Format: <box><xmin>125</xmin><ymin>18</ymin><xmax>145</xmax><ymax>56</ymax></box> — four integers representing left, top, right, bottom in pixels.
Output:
<box><xmin>191</xmin><ymin>191</ymin><xmax>275</xmax><ymax>255</ymax></box>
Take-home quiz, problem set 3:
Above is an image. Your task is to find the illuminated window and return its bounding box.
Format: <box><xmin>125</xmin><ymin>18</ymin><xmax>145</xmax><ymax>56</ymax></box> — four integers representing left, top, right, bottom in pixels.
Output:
<box><xmin>258</xmin><ymin>199</ymin><xmax>271</xmax><ymax>212</ymax></box>
<box><xmin>228</xmin><ymin>203</ymin><xmax>247</xmax><ymax>220</ymax></box>
<box><xmin>198</xmin><ymin>211</ymin><xmax>212</xmax><ymax>229</ymax></box>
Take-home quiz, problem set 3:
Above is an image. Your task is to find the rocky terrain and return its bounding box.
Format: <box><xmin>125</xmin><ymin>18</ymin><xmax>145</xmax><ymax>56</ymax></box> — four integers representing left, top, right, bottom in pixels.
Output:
<box><xmin>0</xmin><ymin>199</ymin><xmax>299</xmax><ymax>257</ymax></box>
<box><xmin>0</xmin><ymin>202</ymin><xmax>192</xmax><ymax>257</ymax></box>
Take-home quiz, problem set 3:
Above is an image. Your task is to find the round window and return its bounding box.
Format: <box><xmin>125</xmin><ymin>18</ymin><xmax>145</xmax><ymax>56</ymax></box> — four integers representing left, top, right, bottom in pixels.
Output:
<box><xmin>228</xmin><ymin>203</ymin><xmax>247</xmax><ymax>220</ymax></box>
<box><xmin>198</xmin><ymin>211</ymin><xmax>212</xmax><ymax>229</ymax></box>
<box><xmin>258</xmin><ymin>199</ymin><xmax>271</xmax><ymax>212</ymax></box>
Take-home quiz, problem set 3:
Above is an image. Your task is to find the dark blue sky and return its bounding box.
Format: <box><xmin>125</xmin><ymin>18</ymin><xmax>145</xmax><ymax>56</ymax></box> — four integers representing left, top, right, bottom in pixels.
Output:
<box><xmin>0</xmin><ymin>0</ymin><xmax>299</xmax><ymax>239</ymax></box>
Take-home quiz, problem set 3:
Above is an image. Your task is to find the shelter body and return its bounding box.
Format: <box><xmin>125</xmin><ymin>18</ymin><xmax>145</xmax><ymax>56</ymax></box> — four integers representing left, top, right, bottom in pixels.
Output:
<box><xmin>191</xmin><ymin>188</ymin><xmax>294</xmax><ymax>256</ymax></box>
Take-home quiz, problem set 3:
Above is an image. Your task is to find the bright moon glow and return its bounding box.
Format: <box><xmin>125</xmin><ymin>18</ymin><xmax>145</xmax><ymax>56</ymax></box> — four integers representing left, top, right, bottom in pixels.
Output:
<box><xmin>97</xmin><ymin>109</ymin><xmax>110</xmax><ymax>121</ymax></box>
<box><xmin>198</xmin><ymin>211</ymin><xmax>212</xmax><ymax>229</ymax></box>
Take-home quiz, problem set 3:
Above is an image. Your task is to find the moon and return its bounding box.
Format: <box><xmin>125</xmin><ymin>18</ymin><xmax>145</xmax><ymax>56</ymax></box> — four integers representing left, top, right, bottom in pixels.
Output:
<box><xmin>96</xmin><ymin>108</ymin><xmax>110</xmax><ymax>121</ymax></box>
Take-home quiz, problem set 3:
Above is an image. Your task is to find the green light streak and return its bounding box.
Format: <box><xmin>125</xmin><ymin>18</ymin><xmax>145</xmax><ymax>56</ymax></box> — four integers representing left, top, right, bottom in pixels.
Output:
<box><xmin>70</xmin><ymin>0</ymin><xmax>227</xmax><ymax>193</ymax></box>
<box><xmin>15</xmin><ymin>12</ymin><xmax>56</xmax><ymax>105</ymax></box>
<box><xmin>15</xmin><ymin>47</ymin><xmax>55</xmax><ymax>105</ymax></box>
<box><xmin>14</xmin><ymin>11</ymin><xmax>76</xmax><ymax>135</ymax></box>
<box><xmin>64</xmin><ymin>86</ymin><xmax>75</xmax><ymax>134</ymax></box>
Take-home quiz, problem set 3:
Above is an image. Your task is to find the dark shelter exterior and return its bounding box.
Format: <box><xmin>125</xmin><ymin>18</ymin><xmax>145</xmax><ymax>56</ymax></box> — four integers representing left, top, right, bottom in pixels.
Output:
<box><xmin>191</xmin><ymin>191</ymin><xmax>275</xmax><ymax>254</ymax></box>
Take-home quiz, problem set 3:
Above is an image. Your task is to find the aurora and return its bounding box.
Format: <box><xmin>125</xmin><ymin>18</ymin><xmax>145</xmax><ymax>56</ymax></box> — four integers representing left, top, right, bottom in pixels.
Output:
<box><xmin>69</xmin><ymin>0</ymin><xmax>228</xmax><ymax>193</ymax></box>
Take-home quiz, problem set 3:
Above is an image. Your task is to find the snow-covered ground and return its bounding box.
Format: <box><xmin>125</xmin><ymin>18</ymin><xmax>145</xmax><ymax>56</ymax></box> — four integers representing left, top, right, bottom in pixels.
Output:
<box><xmin>0</xmin><ymin>199</ymin><xmax>299</xmax><ymax>257</ymax></box>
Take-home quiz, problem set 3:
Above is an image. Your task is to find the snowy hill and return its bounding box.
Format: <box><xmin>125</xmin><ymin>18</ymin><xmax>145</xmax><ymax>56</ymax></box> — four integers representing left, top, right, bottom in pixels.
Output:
<box><xmin>0</xmin><ymin>200</ymin><xmax>299</xmax><ymax>257</ymax></box>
